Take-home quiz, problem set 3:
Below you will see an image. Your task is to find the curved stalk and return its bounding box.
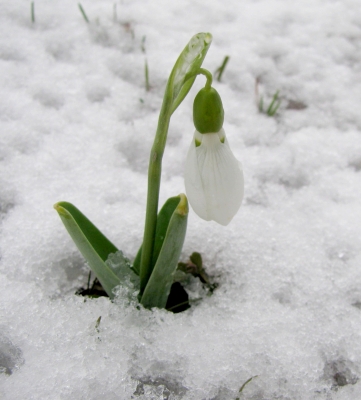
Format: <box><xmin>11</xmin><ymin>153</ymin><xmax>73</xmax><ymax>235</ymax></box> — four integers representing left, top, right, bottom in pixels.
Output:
<box><xmin>139</xmin><ymin>102</ymin><xmax>172</xmax><ymax>293</ymax></box>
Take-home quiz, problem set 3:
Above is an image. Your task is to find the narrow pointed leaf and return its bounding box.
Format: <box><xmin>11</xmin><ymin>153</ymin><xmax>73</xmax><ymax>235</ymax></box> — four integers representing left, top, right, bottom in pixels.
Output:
<box><xmin>140</xmin><ymin>194</ymin><xmax>188</xmax><ymax>309</ymax></box>
<box><xmin>133</xmin><ymin>196</ymin><xmax>180</xmax><ymax>276</ymax></box>
<box><xmin>54</xmin><ymin>201</ymin><xmax>120</xmax><ymax>298</ymax></box>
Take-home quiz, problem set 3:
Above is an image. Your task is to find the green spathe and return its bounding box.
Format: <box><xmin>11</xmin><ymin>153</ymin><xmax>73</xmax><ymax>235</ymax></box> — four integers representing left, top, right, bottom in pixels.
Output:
<box><xmin>193</xmin><ymin>86</ymin><xmax>224</xmax><ymax>133</ymax></box>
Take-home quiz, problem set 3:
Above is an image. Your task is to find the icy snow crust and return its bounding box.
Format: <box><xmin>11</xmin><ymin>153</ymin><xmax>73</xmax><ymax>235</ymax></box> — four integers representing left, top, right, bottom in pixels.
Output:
<box><xmin>1</xmin><ymin>0</ymin><xmax>361</xmax><ymax>398</ymax></box>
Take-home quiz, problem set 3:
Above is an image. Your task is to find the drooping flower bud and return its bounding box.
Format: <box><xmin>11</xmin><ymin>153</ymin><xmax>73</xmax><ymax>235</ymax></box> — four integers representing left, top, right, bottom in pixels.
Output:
<box><xmin>193</xmin><ymin>86</ymin><xmax>224</xmax><ymax>133</ymax></box>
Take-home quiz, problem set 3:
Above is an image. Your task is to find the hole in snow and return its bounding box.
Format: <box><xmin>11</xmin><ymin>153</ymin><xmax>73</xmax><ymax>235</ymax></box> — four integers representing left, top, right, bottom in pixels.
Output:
<box><xmin>0</xmin><ymin>200</ymin><xmax>15</xmax><ymax>221</ymax></box>
<box><xmin>0</xmin><ymin>188</ymin><xmax>16</xmax><ymax>222</ymax></box>
<box><xmin>349</xmin><ymin>158</ymin><xmax>361</xmax><ymax>172</ymax></box>
<box><xmin>0</xmin><ymin>333</ymin><xmax>24</xmax><ymax>375</ymax></box>
<box><xmin>279</xmin><ymin>173</ymin><xmax>309</xmax><ymax>189</ymax></box>
<box><xmin>323</xmin><ymin>358</ymin><xmax>359</xmax><ymax>389</ymax></box>
<box><xmin>0</xmin><ymin>47</ymin><xmax>25</xmax><ymax>62</ymax></box>
<box><xmin>272</xmin><ymin>285</ymin><xmax>292</xmax><ymax>305</ymax></box>
<box><xmin>286</xmin><ymin>99</ymin><xmax>307</xmax><ymax>110</ymax></box>
<box><xmin>33</xmin><ymin>91</ymin><xmax>64</xmax><ymax>110</ymax></box>
<box><xmin>46</xmin><ymin>41</ymin><xmax>73</xmax><ymax>62</ymax></box>
<box><xmin>351</xmin><ymin>301</ymin><xmax>361</xmax><ymax>310</ymax></box>
<box><xmin>86</xmin><ymin>87</ymin><xmax>110</xmax><ymax>103</ymax></box>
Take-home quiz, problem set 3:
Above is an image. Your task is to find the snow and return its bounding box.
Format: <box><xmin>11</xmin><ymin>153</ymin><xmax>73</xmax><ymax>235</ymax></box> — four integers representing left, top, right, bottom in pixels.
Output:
<box><xmin>1</xmin><ymin>0</ymin><xmax>361</xmax><ymax>398</ymax></box>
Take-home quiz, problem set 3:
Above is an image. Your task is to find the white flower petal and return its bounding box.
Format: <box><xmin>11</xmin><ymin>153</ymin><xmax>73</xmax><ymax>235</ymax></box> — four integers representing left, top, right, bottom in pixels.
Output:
<box><xmin>184</xmin><ymin>131</ymin><xmax>210</xmax><ymax>221</ymax></box>
<box><xmin>184</xmin><ymin>129</ymin><xmax>244</xmax><ymax>225</ymax></box>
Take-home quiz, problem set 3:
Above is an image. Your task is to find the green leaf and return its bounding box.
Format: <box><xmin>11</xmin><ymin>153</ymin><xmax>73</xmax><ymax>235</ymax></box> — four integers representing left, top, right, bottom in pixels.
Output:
<box><xmin>133</xmin><ymin>196</ymin><xmax>181</xmax><ymax>276</ymax></box>
<box><xmin>267</xmin><ymin>90</ymin><xmax>281</xmax><ymax>116</ymax></box>
<box><xmin>215</xmin><ymin>55</ymin><xmax>230</xmax><ymax>82</ymax></box>
<box><xmin>140</xmin><ymin>194</ymin><xmax>188</xmax><ymax>309</ymax></box>
<box><xmin>235</xmin><ymin>375</ymin><xmax>258</xmax><ymax>399</ymax></box>
<box><xmin>132</xmin><ymin>247</ymin><xmax>142</xmax><ymax>276</ymax></box>
<box><xmin>54</xmin><ymin>201</ymin><xmax>120</xmax><ymax>298</ymax></box>
<box><xmin>168</xmin><ymin>32</ymin><xmax>212</xmax><ymax>114</ymax></box>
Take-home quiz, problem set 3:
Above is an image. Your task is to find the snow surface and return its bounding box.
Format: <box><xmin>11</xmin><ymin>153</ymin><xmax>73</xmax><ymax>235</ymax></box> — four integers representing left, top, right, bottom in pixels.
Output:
<box><xmin>1</xmin><ymin>0</ymin><xmax>361</xmax><ymax>398</ymax></box>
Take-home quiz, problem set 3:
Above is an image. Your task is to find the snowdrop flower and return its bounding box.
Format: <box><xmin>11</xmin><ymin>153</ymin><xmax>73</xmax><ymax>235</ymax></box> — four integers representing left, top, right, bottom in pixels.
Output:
<box><xmin>184</xmin><ymin>86</ymin><xmax>244</xmax><ymax>226</ymax></box>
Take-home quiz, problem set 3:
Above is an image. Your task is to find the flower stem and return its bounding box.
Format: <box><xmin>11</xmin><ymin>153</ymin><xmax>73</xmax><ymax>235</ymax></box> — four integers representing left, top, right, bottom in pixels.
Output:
<box><xmin>139</xmin><ymin>99</ymin><xmax>172</xmax><ymax>294</ymax></box>
<box><xmin>139</xmin><ymin>69</ymin><xmax>214</xmax><ymax>295</ymax></box>
<box><xmin>198</xmin><ymin>68</ymin><xmax>213</xmax><ymax>89</ymax></box>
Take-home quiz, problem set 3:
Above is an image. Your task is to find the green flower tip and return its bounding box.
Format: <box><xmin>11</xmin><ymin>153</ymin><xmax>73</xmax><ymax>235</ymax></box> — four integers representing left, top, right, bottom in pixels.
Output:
<box><xmin>203</xmin><ymin>32</ymin><xmax>212</xmax><ymax>44</ymax></box>
<box><xmin>193</xmin><ymin>86</ymin><xmax>224</xmax><ymax>134</ymax></box>
<box><xmin>54</xmin><ymin>202</ymin><xmax>64</xmax><ymax>213</ymax></box>
<box><xmin>191</xmin><ymin>32</ymin><xmax>212</xmax><ymax>47</ymax></box>
<box><xmin>176</xmin><ymin>193</ymin><xmax>189</xmax><ymax>216</ymax></box>
<box><xmin>53</xmin><ymin>202</ymin><xmax>70</xmax><ymax>219</ymax></box>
